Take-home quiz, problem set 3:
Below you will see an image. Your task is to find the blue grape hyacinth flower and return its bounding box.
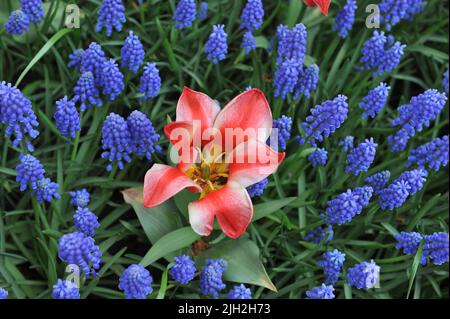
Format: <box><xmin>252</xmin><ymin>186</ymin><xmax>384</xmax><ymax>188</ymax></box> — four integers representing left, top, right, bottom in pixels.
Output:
<box><xmin>333</xmin><ymin>0</ymin><xmax>357</xmax><ymax>39</ymax></box>
<box><xmin>200</xmin><ymin>259</ymin><xmax>227</xmax><ymax>298</ymax></box>
<box><xmin>273</xmin><ymin>58</ymin><xmax>301</xmax><ymax>100</ymax></box>
<box><xmin>170</xmin><ymin>255</ymin><xmax>196</xmax><ymax>284</ymax></box>
<box><xmin>121</xmin><ymin>31</ymin><xmax>145</xmax><ymax>73</ymax></box>
<box><xmin>272</xmin><ymin>115</ymin><xmax>292</xmax><ymax>150</ymax></box>
<box><xmin>345</xmin><ymin>138</ymin><xmax>377</xmax><ymax>176</ymax></box>
<box><xmin>339</xmin><ymin>136</ymin><xmax>354</xmax><ymax>152</ymax></box>
<box><xmin>138</xmin><ymin>63</ymin><xmax>162</xmax><ymax>100</ymax></box>
<box><xmin>346</xmin><ymin>260</ymin><xmax>380</xmax><ymax>289</ymax></box>
<box><xmin>20</xmin><ymin>0</ymin><xmax>44</xmax><ymax>24</ymax></box>
<box><xmin>16</xmin><ymin>154</ymin><xmax>45</xmax><ymax>192</ymax></box>
<box><xmin>80</xmin><ymin>43</ymin><xmax>107</xmax><ymax>82</ymax></box>
<box><xmin>4</xmin><ymin>10</ymin><xmax>30</xmax><ymax>35</ymax></box>
<box><xmin>52</xmin><ymin>279</ymin><xmax>80</xmax><ymax>299</ymax></box>
<box><xmin>58</xmin><ymin>232</ymin><xmax>102</xmax><ymax>277</ymax></box>
<box><xmin>240</xmin><ymin>0</ymin><xmax>264</xmax><ymax>31</ymax></box>
<box><xmin>299</xmin><ymin>95</ymin><xmax>348</xmax><ymax>147</ymax></box>
<box><xmin>119</xmin><ymin>264</ymin><xmax>153</xmax><ymax>299</ymax></box>
<box><xmin>304</xmin><ymin>225</ymin><xmax>334</xmax><ymax>244</ymax></box>
<box><xmin>127</xmin><ymin>110</ymin><xmax>161</xmax><ymax>160</ymax></box>
<box><xmin>407</xmin><ymin>135</ymin><xmax>449</xmax><ymax>172</ymax></box>
<box><xmin>96</xmin><ymin>0</ymin><xmax>126</xmax><ymax>36</ymax></box>
<box><xmin>228</xmin><ymin>284</ymin><xmax>252</xmax><ymax>299</ymax></box>
<box><xmin>395</xmin><ymin>232</ymin><xmax>427</xmax><ymax>265</ymax></box>
<box><xmin>365</xmin><ymin>171</ymin><xmax>390</xmax><ymax>195</ymax></box>
<box><xmin>294</xmin><ymin>64</ymin><xmax>319</xmax><ymax>99</ymax></box>
<box><xmin>0</xmin><ymin>81</ymin><xmax>39</xmax><ymax>151</ymax></box>
<box><xmin>308</xmin><ymin>148</ymin><xmax>328</xmax><ymax>167</ymax></box>
<box><xmin>34</xmin><ymin>177</ymin><xmax>60</xmax><ymax>203</ymax></box>
<box><xmin>0</xmin><ymin>288</ymin><xmax>8</xmax><ymax>299</ymax></box>
<box><xmin>306</xmin><ymin>284</ymin><xmax>335</xmax><ymax>299</ymax></box>
<box><xmin>198</xmin><ymin>2</ymin><xmax>208</xmax><ymax>20</ymax></box>
<box><xmin>74</xmin><ymin>72</ymin><xmax>103</xmax><ymax>112</ymax></box>
<box><xmin>394</xmin><ymin>168</ymin><xmax>427</xmax><ymax>195</ymax></box>
<box><xmin>379</xmin><ymin>0</ymin><xmax>424</xmax><ymax>30</ymax></box>
<box><xmin>68</xmin><ymin>49</ymin><xmax>84</xmax><ymax>70</ymax></box>
<box><xmin>424</xmin><ymin>232</ymin><xmax>449</xmax><ymax>266</ymax></box>
<box><xmin>246</xmin><ymin>178</ymin><xmax>269</xmax><ymax>198</ymax></box>
<box><xmin>378</xmin><ymin>180</ymin><xmax>410</xmax><ymax>211</ymax></box>
<box><xmin>173</xmin><ymin>0</ymin><xmax>196</xmax><ymax>29</ymax></box>
<box><xmin>70</xmin><ymin>189</ymin><xmax>91</xmax><ymax>208</ymax></box>
<box><xmin>100</xmin><ymin>59</ymin><xmax>124</xmax><ymax>101</ymax></box>
<box><xmin>74</xmin><ymin>207</ymin><xmax>100</xmax><ymax>237</ymax></box>
<box><xmin>242</xmin><ymin>31</ymin><xmax>256</xmax><ymax>54</ymax></box>
<box><xmin>101</xmin><ymin>113</ymin><xmax>132</xmax><ymax>171</ymax></box>
<box><xmin>276</xmin><ymin>23</ymin><xmax>307</xmax><ymax>65</ymax></box>
<box><xmin>205</xmin><ymin>24</ymin><xmax>228</xmax><ymax>64</ymax></box>
<box><xmin>318</xmin><ymin>249</ymin><xmax>346</xmax><ymax>285</ymax></box>
<box><xmin>53</xmin><ymin>96</ymin><xmax>80</xmax><ymax>139</ymax></box>
<box><xmin>359</xmin><ymin>82</ymin><xmax>390</xmax><ymax>119</ymax></box>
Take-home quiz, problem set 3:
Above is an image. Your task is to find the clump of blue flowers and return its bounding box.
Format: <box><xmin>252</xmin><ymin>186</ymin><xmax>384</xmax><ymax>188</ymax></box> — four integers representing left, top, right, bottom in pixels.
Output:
<box><xmin>359</xmin><ymin>83</ymin><xmax>390</xmax><ymax>119</ymax></box>
<box><xmin>378</xmin><ymin>180</ymin><xmax>410</xmax><ymax>210</ymax></box>
<box><xmin>34</xmin><ymin>177</ymin><xmax>60</xmax><ymax>203</ymax></box>
<box><xmin>127</xmin><ymin>110</ymin><xmax>161</xmax><ymax>160</ymax></box>
<box><xmin>308</xmin><ymin>148</ymin><xmax>328</xmax><ymax>167</ymax></box>
<box><xmin>20</xmin><ymin>0</ymin><xmax>44</xmax><ymax>24</ymax></box>
<box><xmin>119</xmin><ymin>264</ymin><xmax>153</xmax><ymax>299</ymax></box>
<box><xmin>304</xmin><ymin>225</ymin><xmax>334</xmax><ymax>244</ymax></box>
<box><xmin>52</xmin><ymin>279</ymin><xmax>80</xmax><ymax>299</ymax></box>
<box><xmin>379</xmin><ymin>0</ymin><xmax>424</xmax><ymax>30</ymax></box>
<box><xmin>4</xmin><ymin>10</ymin><xmax>30</xmax><ymax>35</ymax></box>
<box><xmin>170</xmin><ymin>255</ymin><xmax>196</xmax><ymax>284</ymax></box>
<box><xmin>138</xmin><ymin>63</ymin><xmax>161</xmax><ymax>100</ymax></box>
<box><xmin>74</xmin><ymin>207</ymin><xmax>100</xmax><ymax>237</ymax></box>
<box><xmin>80</xmin><ymin>43</ymin><xmax>107</xmax><ymax>81</ymax></box>
<box><xmin>198</xmin><ymin>2</ymin><xmax>208</xmax><ymax>20</ymax></box>
<box><xmin>294</xmin><ymin>64</ymin><xmax>319</xmax><ymax>99</ymax></box>
<box><xmin>205</xmin><ymin>24</ymin><xmax>228</xmax><ymax>64</ymax></box>
<box><xmin>424</xmin><ymin>232</ymin><xmax>449</xmax><ymax>266</ymax></box>
<box><xmin>273</xmin><ymin>59</ymin><xmax>301</xmax><ymax>100</ymax></box>
<box><xmin>200</xmin><ymin>259</ymin><xmax>227</xmax><ymax>298</ymax></box>
<box><xmin>68</xmin><ymin>49</ymin><xmax>84</xmax><ymax>71</ymax></box>
<box><xmin>242</xmin><ymin>31</ymin><xmax>256</xmax><ymax>54</ymax></box>
<box><xmin>96</xmin><ymin>0</ymin><xmax>126</xmax><ymax>36</ymax></box>
<box><xmin>121</xmin><ymin>31</ymin><xmax>145</xmax><ymax>73</ymax></box>
<box><xmin>339</xmin><ymin>136</ymin><xmax>354</xmax><ymax>152</ymax></box>
<box><xmin>228</xmin><ymin>284</ymin><xmax>252</xmax><ymax>299</ymax></box>
<box><xmin>345</xmin><ymin>138</ymin><xmax>377</xmax><ymax>175</ymax></box>
<box><xmin>346</xmin><ymin>260</ymin><xmax>380</xmax><ymax>289</ymax></box>
<box><xmin>272</xmin><ymin>115</ymin><xmax>292</xmax><ymax>150</ymax></box>
<box><xmin>70</xmin><ymin>189</ymin><xmax>90</xmax><ymax>208</ymax></box>
<box><xmin>101</xmin><ymin>113</ymin><xmax>132</xmax><ymax>171</ymax></box>
<box><xmin>407</xmin><ymin>135</ymin><xmax>449</xmax><ymax>172</ymax></box>
<box><xmin>173</xmin><ymin>0</ymin><xmax>197</xmax><ymax>29</ymax></box>
<box><xmin>276</xmin><ymin>23</ymin><xmax>307</xmax><ymax>64</ymax></box>
<box><xmin>333</xmin><ymin>0</ymin><xmax>357</xmax><ymax>38</ymax></box>
<box><xmin>394</xmin><ymin>168</ymin><xmax>427</xmax><ymax>195</ymax></box>
<box><xmin>306</xmin><ymin>284</ymin><xmax>335</xmax><ymax>299</ymax></box>
<box><xmin>74</xmin><ymin>72</ymin><xmax>103</xmax><ymax>111</ymax></box>
<box><xmin>395</xmin><ymin>232</ymin><xmax>427</xmax><ymax>265</ymax></box>
<box><xmin>53</xmin><ymin>96</ymin><xmax>80</xmax><ymax>139</ymax></box>
<box><xmin>0</xmin><ymin>288</ymin><xmax>8</xmax><ymax>299</ymax></box>
<box><xmin>58</xmin><ymin>232</ymin><xmax>102</xmax><ymax>277</ymax></box>
<box><xmin>99</xmin><ymin>58</ymin><xmax>124</xmax><ymax>101</ymax></box>
<box><xmin>318</xmin><ymin>249</ymin><xmax>346</xmax><ymax>284</ymax></box>
<box><xmin>247</xmin><ymin>178</ymin><xmax>269</xmax><ymax>198</ymax></box>
<box><xmin>365</xmin><ymin>171</ymin><xmax>390</xmax><ymax>195</ymax></box>
<box><xmin>240</xmin><ymin>0</ymin><xmax>264</xmax><ymax>31</ymax></box>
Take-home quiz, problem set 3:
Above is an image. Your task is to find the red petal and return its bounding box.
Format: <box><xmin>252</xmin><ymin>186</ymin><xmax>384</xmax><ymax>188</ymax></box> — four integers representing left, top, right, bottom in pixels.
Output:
<box><xmin>314</xmin><ymin>0</ymin><xmax>330</xmax><ymax>16</ymax></box>
<box><xmin>213</xmin><ymin>89</ymin><xmax>272</xmax><ymax>152</ymax></box>
<box><xmin>228</xmin><ymin>139</ymin><xmax>285</xmax><ymax>188</ymax></box>
<box><xmin>164</xmin><ymin>121</ymin><xmax>195</xmax><ymax>149</ymax></box>
<box><xmin>304</xmin><ymin>0</ymin><xmax>316</xmax><ymax>6</ymax></box>
<box><xmin>188</xmin><ymin>182</ymin><xmax>253</xmax><ymax>238</ymax></box>
<box><xmin>143</xmin><ymin>164</ymin><xmax>201</xmax><ymax>208</ymax></box>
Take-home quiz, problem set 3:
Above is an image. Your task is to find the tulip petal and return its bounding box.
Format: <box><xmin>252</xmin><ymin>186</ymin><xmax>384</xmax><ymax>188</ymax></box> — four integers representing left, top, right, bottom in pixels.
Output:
<box><xmin>304</xmin><ymin>0</ymin><xmax>330</xmax><ymax>16</ymax></box>
<box><xmin>213</xmin><ymin>89</ymin><xmax>272</xmax><ymax>151</ymax></box>
<box><xmin>188</xmin><ymin>181</ymin><xmax>253</xmax><ymax>238</ymax></box>
<box><xmin>228</xmin><ymin>139</ymin><xmax>285</xmax><ymax>188</ymax></box>
<box><xmin>143</xmin><ymin>164</ymin><xmax>201</xmax><ymax>208</ymax></box>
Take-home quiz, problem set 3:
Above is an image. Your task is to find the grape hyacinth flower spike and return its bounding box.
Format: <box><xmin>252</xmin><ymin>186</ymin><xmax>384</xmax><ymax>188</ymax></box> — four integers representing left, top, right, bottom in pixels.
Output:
<box><xmin>138</xmin><ymin>63</ymin><xmax>161</xmax><ymax>100</ymax></box>
<box><xmin>240</xmin><ymin>0</ymin><xmax>264</xmax><ymax>31</ymax></box>
<box><xmin>53</xmin><ymin>96</ymin><xmax>80</xmax><ymax>139</ymax></box>
<box><xmin>200</xmin><ymin>259</ymin><xmax>227</xmax><ymax>298</ymax></box>
<box><xmin>96</xmin><ymin>0</ymin><xmax>126</xmax><ymax>36</ymax></box>
<box><xmin>20</xmin><ymin>0</ymin><xmax>44</xmax><ymax>24</ymax></box>
<box><xmin>173</xmin><ymin>0</ymin><xmax>196</xmax><ymax>29</ymax></box>
<box><xmin>204</xmin><ymin>24</ymin><xmax>228</xmax><ymax>64</ymax></box>
<box><xmin>359</xmin><ymin>83</ymin><xmax>390</xmax><ymax>119</ymax></box>
<box><xmin>101</xmin><ymin>113</ymin><xmax>132</xmax><ymax>171</ymax></box>
<box><xmin>228</xmin><ymin>284</ymin><xmax>252</xmax><ymax>299</ymax></box>
<box><xmin>4</xmin><ymin>10</ymin><xmax>30</xmax><ymax>36</ymax></box>
<box><xmin>52</xmin><ymin>279</ymin><xmax>80</xmax><ymax>299</ymax></box>
<box><xmin>170</xmin><ymin>255</ymin><xmax>196</xmax><ymax>284</ymax></box>
<box><xmin>119</xmin><ymin>264</ymin><xmax>153</xmax><ymax>299</ymax></box>
<box><xmin>306</xmin><ymin>284</ymin><xmax>335</xmax><ymax>299</ymax></box>
<box><xmin>333</xmin><ymin>0</ymin><xmax>357</xmax><ymax>39</ymax></box>
<box><xmin>121</xmin><ymin>31</ymin><xmax>145</xmax><ymax>73</ymax></box>
<box><xmin>74</xmin><ymin>72</ymin><xmax>103</xmax><ymax>112</ymax></box>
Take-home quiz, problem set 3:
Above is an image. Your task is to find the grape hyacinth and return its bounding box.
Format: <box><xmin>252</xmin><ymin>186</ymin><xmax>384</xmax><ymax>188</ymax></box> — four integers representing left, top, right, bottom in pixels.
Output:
<box><xmin>101</xmin><ymin>113</ymin><xmax>132</xmax><ymax>171</ymax></box>
<box><xmin>119</xmin><ymin>264</ymin><xmax>153</xmax><ymax>299</ymax></box>
<box><xmin>242</xmin><ymin>31</ymin><xmax>256</xmax><ymax>54</ymax></box>
<box><xmin>318</xmin><ymin>249</ymin><xmax>346</xmax><ymax>284</ymax></box>
<box><xmin>306</xmin><ymin>284</ymin><xmax>335</xmax><ymax>299</ymax></box>
<box><xmin>53</xmin><ymin>96</ymin><xmax>80</xmax><ymax>139</ymax></box>
<box><xmin>294</xmin><ymin>64</ymin><xmax>319</xmax><ymax>99</ymax></box>
<box><xmin>170</xmin><ymin>255</ymin><xmax>196</xmax><ymax>284</ymax></box>
<box><xmin>228</xmin><ymin>284</ymin><xmax>252</xmax><ymax>299</ymax></box>
<box><xmin>333</xmin><ymin>0</ymin><xmax>357</xmax><ymax>39</ymax></box>
<box><xmin>395</xmin><ymin>232</ymin><xmax>426</xmax><ymax>265</ymax></box>
<box><xmin>138</xmin><ymin>63</ymin><xmax>161</xmax><ymax>100</ymax></box>
<box><xmin>443</xmin><ymin>69</ymin><xmax>449</xmax><ymax>94</ymax></box>
<box><xmin>304</xmin><ymin>225</ymin><xmax>334</xmax><ymax>244</ymax></box>
<box><xmin>68</xmin><ymin>49</ymin><xmax>84</xmax><ymax>70</ymax></box>
<box><xmin>359</xmin><ymin>82</ymin><xmax>390</xmax><ymax>119</ymax></box>
<box><xmin>339</xmin><ymin>136</ymin><xmax>354</xmax><ymax>152</ymax></box>
<box><xmin>346</xmin><ymin>260</ymin><xmax>380</xmax><ymax>289</ymax></box>
<box><xmin>299</xmin><ymin>95</ymin><xmax>349</xmax><ymax>147</ymax></box>
<box><xmin>80</xmin><ymin>43</ymin><xmax>107</xmax><ymax>81</ymax></box>
<box><xmin>325</xmin><ymin>186</ymin><xmax>373</xmax><ymax>225</ymax></box>
<box><xmin>52</xmin><ymin>279</ymin><xmax>80</xmax><ymax>299</ymax></box>
<box><xmin>16</xmin><ymin>154</ymin><xmax>45</xmax><ymax>192</ymax></box>
<box><xmin>70</xmin><ymin>189</ymin><xmax>91</xmax><ymax>208</ymax></box>
<box><xmin>0</xmin><ymin>82</ymin><xmax>39</xmax><ymax>151</ymax></box>
<box><xmin>173</xmin><ymin>0</ymin><xmax>196</xmax><ymax>29</ymax></box>
<box><xmin>127</xmin><ymin>110</ymin><xmax>161</xmax><ymax>159</ymax></box>
<box><xmin>345</xmin><ymin>138</ymin><xmax>377</xmax><ymax>175</ymax></box>
<box><xmin>100</xmin><ymin>59</ymin><xmax>124</xmax><ymax>101</ymax></box>
<box><xmin>246</xmin><ymin>178</ymin><xmax>269</xmax><ymax>198</ymax></box>
<box><xmin>198</xmin><ymin>2</ymin><xmax>208</xmax><ymax>20</ymax></box>
<box><xmin>424</xmin><ymin>232</ymin><xmax>449</xmax><ymax>265</ymax></box>
<box><xmin>34</xmin><ymin>177</ymin><xmax>60</xmax><ymax>203</ymax></box>
<box><xmin>388</xmin><ymin>89</ymin><xmax>447</xmax><ymax>152</ymax></box>
<box><xmin>273</xmin><ymin>59</ymin><xmax>301</xmax><ymax>100</ymax></box>
<box><xmin>359</xmin><ymin>31</ymin><xmax>406</xmax><ymax>77</ymax></box>
<box><xmin>240</xmin><ymin>0</ymin><xmax>264</xmax><ymax>31</ymax></box>
<box><xmin>4</xmin><ymin>10</ymin><xmax>30</xmax><ymax>36</ymax></box>
<box><xmin>272</xmin><ymin>115</ymin><xmax>292</xmax><ymax>150</ymax></box>
<box><xmin>20</xmin><ymin>0</ymin><xmax>44</xmax><ymax>24</ymax></box>
<box><xmin>204</xmin><ymin>24</ymin><xmax>228</xmax><ymax>64</ymax></box>
<box><xmin>0</xmin><ymin>288</ymin><xmax>8</xmax><ymax>299</ymax></box>
<box><xmin>96</xmin><ymin>0</ymin><xmax>126</xmax><ymax>36</ymax></box>
<box><xmin>379</xmin><ymin>0</ymin><xmax>424</xmax><ymax>30</ymax></box>
<box><xmin>308</xmin><ymin>148</ymin><xmax>328</xmax><ymax>167</ymax></box>
<box><xmin>276</xmin><ymin>23</ymin><xmax>307</xmax><ymax>65</ymax></box>
<box><xmin>407</xmin><ymin>135</ymin><xmax>449</xmax><ymax>172</ymax></box>
<box><xmin>73</xmin><ymin>72</ymin><xmax>103</xmax><ymax>111</ymax></box>
<box><xmin>365</xmin><ymin>171</ymin><xmax>390</xmax><ymax>195</ymax></box>
<box><xmin>200</xmin><ymin>259</ymin><xmax>227</xmax><ymax>298</ymax></box>
<box><xmin>121</xmin><ymin>31</ymin><xmax>145</xmax><ymax>73</ymax></box>
<box><xmin>394</xmin><ymin>168</ymin><xmax>427</xmax><ymax>195</ymax></box>
<box><xmin>74</xmin><ymin>207</ymin><xmax>100</xmax><ymax>237</ymax></box>
<box><xmin>378</xmin><ymin>180</ymin><xmax>410</xmax><ymax>211</ymax></box>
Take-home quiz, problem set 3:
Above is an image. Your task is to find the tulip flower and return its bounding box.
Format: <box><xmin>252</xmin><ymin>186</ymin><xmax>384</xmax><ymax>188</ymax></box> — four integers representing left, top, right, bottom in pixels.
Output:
<box><xmin>143</xmin><ymin>87</ymin><xmax>285</xmax><ymax>238</ymax></box>
<box><xmin>303</xmin><ymin>0</ymin><xmax>331</xmax><ymax>16</ymax></box>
